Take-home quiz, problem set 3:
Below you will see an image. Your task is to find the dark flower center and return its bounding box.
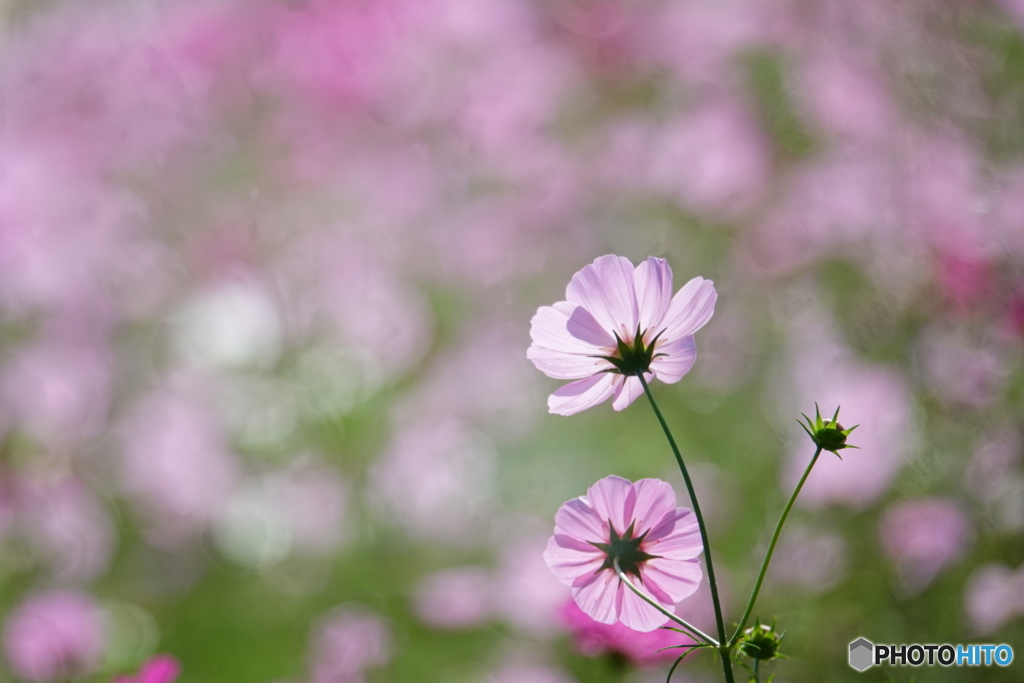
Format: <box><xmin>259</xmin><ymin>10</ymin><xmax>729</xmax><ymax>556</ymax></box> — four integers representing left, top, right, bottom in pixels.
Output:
<box><xmin>594</xmin><ymin>325</ymin><xmax>665</xmax><ymax>376</ymax></box>
<box><xmin>590</xmin><ymin>519</ymin><xmax>660</xmax><ymax>580</ymax></box>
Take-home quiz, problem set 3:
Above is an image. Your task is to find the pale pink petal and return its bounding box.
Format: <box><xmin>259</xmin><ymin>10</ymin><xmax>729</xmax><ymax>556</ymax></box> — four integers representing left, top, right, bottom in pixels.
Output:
<box><xmin>646</xmin><ymin>509</ymin><xmax>702</xmax><ymax>560</ymax></box>
<box><xmin>630</xmin><ymin>479</ymin><xmax>678</xmax><ymax>530</ymax></box>
<box><xmin>565</xmin><ymin>255</ymin><xmax>639</xmax><ymax>337</ymax></box>
<box><xmin>528</xmin><ymin>345</ymin><xmax>613</xmax><ymax>380</ymax></box>
<box><xmin>572</xmin><ymin>570</ymin><xmax>621</xmax><ymax>624</ymax></box>
<box><xmin>587</xmin><ymin>475</ymin><xmax>635</xmax><ymax>534</ymax></box>
<box><xmin>554</xmin><ymin>497</ymin><xmax>607</xmax><ymax>541</ymax></box>
<box><xmin>650</xmin><ymin>336</ymin><xmax>697</xmax><ymax>384</ymax></box>
<box><xmin>611</xmin><ymin>374</ymin><xmax>648</xmax><ymax>411</ymax></box>
<box><xmin>548</xmin><ymin>373</ymin><xmax>617</xmax><ymax>415</ymax></box>
<box><xmin>545</xmin><ymin>536</ymin><xmax>605</xmax><ymax>584</ymax></box>
<box><xmin>634</xmin><ymin>257</ymin><xmax>674</xmax><ymax>334</ymax></box>
<box><xmin>618</xmin><ymin>581</ymin><xmax>673</xmax><ymax>632</ymax></box>
<box><xmin>643</xmin><ymin>559</ymin><xmax>703</xmax><ymax>603</ymax></box>
<box><xmin>529</xmin><ymin>304</ymin><xmax>612</xmax><ymax>356</ymax></box>
<box><xmin>660</xmin><ymin>277</ymin><xmax>717</xmax><ymax>342</ymax></box>
<box><xmin>557</xmin><ymin>302</ymin><xmax>617</xmax><ymax>348</ymax></box>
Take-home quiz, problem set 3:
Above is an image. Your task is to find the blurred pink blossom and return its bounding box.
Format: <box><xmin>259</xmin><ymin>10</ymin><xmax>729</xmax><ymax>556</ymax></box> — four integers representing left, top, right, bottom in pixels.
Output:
<box><xmin>905</xmin><ymin>134</ymin><xmax>988</xmax><ymax>254</ymax></box>
<box><xmin>879</xmin><ymin>498</ymin><xmax>972</xmax><ymax>594</ymax></box>
<box><xmin>370</xmin><ymin>417</ymin><xmax>496</xmax><ymax>542</ymax></box>
<box><xmin>2</xmin><ymin>590</ymin><xmax>106</xmax><ymax>682</ymax></box>
<box><xmin>745</xmin><ymin>153</ymin><xmax>900</xmax><ymax>274</ymax></box>
<box><xmin>767</xmin><ymin>525</ymin><xmax>848</xmax><ymax>595</ymax></box>
<box><xmin>213</xmin><ymin>463</ymin><xmax>349</xmax><ymax>568</ymax></box>
<box><xmin>396</xmin><ymin>320</ymin><xmax>543</xmax><ymax>438</ymax></box>
<box><xmin>528</xmin><ymin>255</ymin><xmax>716</xmax><ymax>415</ymax></box>
<box><xmin>2</xmin><ymin>5</ymin><xmax>208</xmax><ymax>172</ymax></box>
<box><xmin>1</xmin><ymin>339</ymin><xmax>111</xmax><ymax>446</ymax></box>
<box><xmin>965</xmin><ymin>430</ymin><xmax>1022</xmax><ymax>502</ymax></box>
<box><xmin>0</xmin><ymin>148</ymin><xmax>145</xmax><ymax>315</ymax></box>
<box><xmin>796</xmin><ymin>56</ymin><xmax>894</xmax><ymax>140</ymax></box>
<box><xmin>114</xmin><ymin>654</ymin><xmax>181</xmax><ymax>683</ymax></box>
<box><xmin>964</xmin><ymin>563</ymin><xmax>1024</xmax><ymax>635</ymax></box>
<box><xmin>916</xmin><ymin>325</ymin><xmax>1009</xmax><ymax>408</ymax></box>
<box><xmin>647</xmin><ymin>103</ymin><xmax>770</xmax><ymax>216</ymax></box>
<box><xmin>119</xmin><ymin>379</ymin><xmax>240</xmax><ymax>547</ymax></box>
<box><xmin>413</xmin><ymin>566</ymin><xmax>492</xmax><ymax>629</ymax></box>
<box><xmin>560</xmin><ymin>601</ymin><xmax>691</xmax><ymax>666</ymax></box>
<box><xmin>252</xmin><ymin>0</ymin><xmax>412</xmax><ymax>111</ymax></box>
<box><xmin>544</xmin><ymin>475</ymin><xmax>703</xmax><ymax>632</ymax></box>
<box><xmin>935</xmin><ymin>252</ymin><xmax>994</xmax><ymax>312</ymax></box>
<box><xmin>484</xmin><ymin>658</ymin><xmax>577</xmax><ymax>683</ymax></box>
<box><xmin>491</xmin><ymin>533</ymin><xmax>570</xmax><ymax>636</ymax></box>
<box><xmin>308</xmin><ymin>606</ymin><xmax>390</xmax><ymax>683</ymax></box>
<box><xmin>17</xmin><ymin>476</ymin><xmax>115</xmax><ymax>583</ymax></box>
<box><xmin>645</xmin><ymin>0</ymin><xmax>776</xmax><ymax>87</ymax></box>
<box><xmin>277</xmin><ymin>236</ymin><xmax>433</xmax><ymax>380</ymax></box>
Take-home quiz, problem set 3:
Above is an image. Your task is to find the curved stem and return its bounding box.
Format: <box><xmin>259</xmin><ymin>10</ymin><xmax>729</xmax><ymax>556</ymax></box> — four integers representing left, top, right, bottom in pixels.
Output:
<box><xmin>636</xmin><ymin>373</ymin><xmax>734</xmax><ymax>683</ymax></box>
<box><xmin>730</xmin><ymin>446</ymin><xmax>823</xmax><ymax>644</ymax></box>
<box><xmin>613</xmin><ymin>559</ymin><xmax>718</xmax><ymax>646</ymax></box>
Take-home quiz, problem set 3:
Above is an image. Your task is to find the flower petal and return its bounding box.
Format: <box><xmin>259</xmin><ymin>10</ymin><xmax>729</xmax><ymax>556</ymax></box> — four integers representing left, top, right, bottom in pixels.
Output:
<box><xmin>660</xmin><ymin>277</ymin><xmax>717</xmax><ymax>342</ymax></box>
<box><xmin>558</xmin><ymin>301</ymin><xmax>616</xmax><ymax>348</ymax></box>
<box><xmin>566</xmin><ymin>255</ymin><xmax>638</xmax><ymax>337</ymax></box>
<box><xmin>646</xmin><ymin>508</ymin><xmax>703</xmax><ymax>560</ymax></box>
<box><xmin>634</xmin><ymin>257</ymin><xmax>674</xmax><ymax>334</ymax></box>
<box><xmin>618</xmin><ymin>579</ymin><xmax>673</xmax><ymax>632</ymax></box>
<box><xmin>548</xmin><ymin>373</ymin><xmax>616</xmax><ymax>416</ymax></box>
<box><xmin>554</xmin><ymin>497</ymin><xmax>607</xmax><ymax>542</ymax></box>
<box><xmin>544</xmin><ymin>535</ymin><xmax>605</xmax><ymax>584</ymax></box>
<box><xmin>642</xmin><ymin>558</ymin><xmax>703</xmax><ymax>603</ymax></box>
<box><xmin>528</xmin><ymin>345</ymin><xmax>613</xmax><ymax>380</ymax></box>
<box><xmin>611</xmin><ymin>374</ymin><xmax>648</xmax><ymax>412</ymax></box>
<box><xmin>630</xmin><ymin>479</ymin><xmax>678</xmax><ymax>531</ymax></box>
<box><xmin>650</xmin><ymin>336</ymin><xmax>697</xmax><ymax>384</ymax></box>
<box><xmin>572</xmin><ymin>569</ymin><xmax>621</xmax><ymax>624</ymax></box>
<box><xmin>529</xmin><ymin>303</ymin><xmax>613</xmax><ymax>356</ymax></box>
<box><xmin>587</xmin><ymin>475</ymin><xmax>634</xmax><ymax>535</ymax></box>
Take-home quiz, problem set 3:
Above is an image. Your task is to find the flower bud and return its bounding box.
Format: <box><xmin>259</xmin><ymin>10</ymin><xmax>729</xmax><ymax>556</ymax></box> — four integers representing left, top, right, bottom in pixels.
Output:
<box><xmin>737</xmin><ymin>620</ymin><xmax>785</xmax><ymax>662</ymax></box>
<box><xmin>798</xmin><ymin>404</ymin><xmax>858</xmax><ymax>457</ymax></box>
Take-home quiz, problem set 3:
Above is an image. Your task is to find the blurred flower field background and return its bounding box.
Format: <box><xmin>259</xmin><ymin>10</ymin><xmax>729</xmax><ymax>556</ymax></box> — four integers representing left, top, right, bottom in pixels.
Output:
<box><xmin>2</xmin><ymin>0</ymin><xmax>1024</xmax><ymax>681</ymax></box>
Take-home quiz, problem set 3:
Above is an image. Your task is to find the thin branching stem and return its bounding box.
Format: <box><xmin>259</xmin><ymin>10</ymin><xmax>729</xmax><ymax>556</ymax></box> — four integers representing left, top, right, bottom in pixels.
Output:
<box><xmin>636</xmin><ymin>372</ymin><xmax>734</xmax><ymax>683</ymax></box>
<box><xmin>730</xmin><ymin>446</ymin><xmax>823</xmax><ymax>644</ymax></box>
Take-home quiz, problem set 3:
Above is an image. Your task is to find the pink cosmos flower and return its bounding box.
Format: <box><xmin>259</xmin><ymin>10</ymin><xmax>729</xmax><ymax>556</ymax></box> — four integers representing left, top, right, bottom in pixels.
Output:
<box><xmin>544</xmin><ymin>475</ymin><xmax>703</xmax><ymax>632</ymax></box>
<box><xmin>113</xmin><ymin>654</ymin><xmax>181</xmax><ymax>683</ymax></box>
<box><xmin>528</xmin><ymin>255</ymin><xmax>716</xmax><ymax>416</ymax></box>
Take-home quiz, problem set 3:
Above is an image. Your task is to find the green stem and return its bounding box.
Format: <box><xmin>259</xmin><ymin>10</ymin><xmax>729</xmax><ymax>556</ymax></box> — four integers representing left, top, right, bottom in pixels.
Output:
<box><xmin>730</xmin><ymin>446</ymin><xmax>823</xmax><ymax>644</ymax></box>
<box><xmin>636</xmin><ymin>373</ymin><xmax>734</xmax><ymax>683</ymax></box>
<box><xmin>612</xmin><ymin>559</ymin><xmax>718</xmax><ymax>646</ymax></box>
<box><xmin>754</xmin><ymin>657</ymin><xmax>761</xmax><ymax>683</ymax></box>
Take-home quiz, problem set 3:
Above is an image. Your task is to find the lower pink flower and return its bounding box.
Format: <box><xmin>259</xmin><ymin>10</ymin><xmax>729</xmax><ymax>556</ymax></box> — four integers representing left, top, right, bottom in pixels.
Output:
<box><xmin>544</xmin><ymin>475</ymin><xmax>703</xmax><ymax>632</ymax></box>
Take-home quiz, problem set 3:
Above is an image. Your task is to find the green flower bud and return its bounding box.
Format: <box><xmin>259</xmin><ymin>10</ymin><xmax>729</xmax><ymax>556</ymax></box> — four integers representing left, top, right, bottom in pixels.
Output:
<box><xmin>798</xmin><ymin>404</ymin><xmax>859</xmax><ymax>457</ymax></box>
<box><xmin>737</xmin><ymin>620</ymin><xmax>785</xmax><ymax>662</ymax></box>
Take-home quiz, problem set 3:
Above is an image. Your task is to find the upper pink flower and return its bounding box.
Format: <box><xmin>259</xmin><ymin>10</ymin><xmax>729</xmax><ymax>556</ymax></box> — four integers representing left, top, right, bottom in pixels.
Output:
<box><xmin>528</xmin><ymin>255</ymin><xmax>716</xmax><ymax>415</ymax></box>
<box><xmin>113</xmin><ymin>655</ymin><xmax>181</xmax><ymax>683</ymax></box>
<box><xmin>544</xmin><ymin>475</ymin><xmax>703</xmax><ymax>632</ymax></box>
